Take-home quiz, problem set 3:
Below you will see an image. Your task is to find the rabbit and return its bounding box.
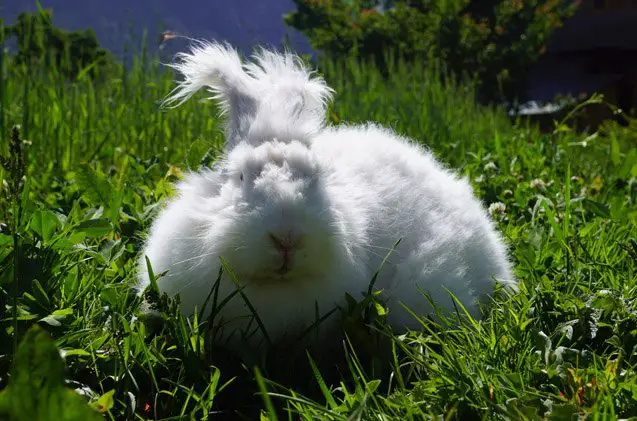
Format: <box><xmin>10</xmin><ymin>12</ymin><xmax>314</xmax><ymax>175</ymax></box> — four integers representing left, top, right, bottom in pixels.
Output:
<box><xmin>136</xmin><ymin>40</ymin><xmax>517</xmax><ymax>353</ymax></box>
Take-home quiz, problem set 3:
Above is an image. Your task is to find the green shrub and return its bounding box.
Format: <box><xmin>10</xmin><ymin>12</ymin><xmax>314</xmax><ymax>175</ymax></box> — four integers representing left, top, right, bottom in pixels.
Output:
<box><xmin>285</xmin><ymin>0</ymin><xmax>580</xmax><ymax>104</ymax></box>
<box><xmin>4</xmin><ymin>9</ymin><xmax>119</xmax><ymax>81</ymax></box>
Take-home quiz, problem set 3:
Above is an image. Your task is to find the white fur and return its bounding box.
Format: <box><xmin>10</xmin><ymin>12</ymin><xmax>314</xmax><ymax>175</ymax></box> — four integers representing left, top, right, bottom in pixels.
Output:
<box><xmin>162</xmin><ymin>40</ymin><xmax>333</xmax><ymax>150</ymax></box>
<box><xmin>138</xmin><ymin>41</ymin><xmax>516</xmax><ymax>352</ymax></box>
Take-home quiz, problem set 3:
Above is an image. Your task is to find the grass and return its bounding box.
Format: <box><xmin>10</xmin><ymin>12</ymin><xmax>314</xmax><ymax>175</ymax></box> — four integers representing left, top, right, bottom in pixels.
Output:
<box><xmin>0</xmin><ymin>42</ymin><xmax>636</xmax><ymax>420</ymax></box>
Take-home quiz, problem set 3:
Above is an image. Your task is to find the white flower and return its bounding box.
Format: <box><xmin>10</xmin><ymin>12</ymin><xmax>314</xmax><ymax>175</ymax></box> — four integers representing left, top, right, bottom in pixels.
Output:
<box><xmin>488</xmin><ymin>202</ymin><xmax>506</xmax><ymax>216</ymax></box>
<box><xmin>530</xmin><ymin>178</ymin><xmax>546</xmax><ymax>189</ymax></box>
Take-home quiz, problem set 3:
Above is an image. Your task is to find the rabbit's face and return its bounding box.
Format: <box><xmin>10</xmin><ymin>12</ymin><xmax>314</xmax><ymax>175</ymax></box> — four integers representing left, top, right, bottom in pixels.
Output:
<box><xmin>216</xmin><ymin>140</ymin><xmax>342</xmax><ymax>285</ymax></box>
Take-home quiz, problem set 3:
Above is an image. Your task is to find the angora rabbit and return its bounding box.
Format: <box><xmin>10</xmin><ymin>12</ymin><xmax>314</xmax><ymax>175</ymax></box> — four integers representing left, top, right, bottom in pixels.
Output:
<box><xmin>137</xmin><ymin>41</ymin><xmax>516</xmax><ymax>350</ymax></box>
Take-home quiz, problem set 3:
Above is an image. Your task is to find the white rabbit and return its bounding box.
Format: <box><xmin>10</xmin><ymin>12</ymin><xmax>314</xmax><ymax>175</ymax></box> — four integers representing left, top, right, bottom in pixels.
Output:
<box><xmin>137</xmin><ymin>40</ymin><xmax>516</xmax><ymax>352</ymax></box>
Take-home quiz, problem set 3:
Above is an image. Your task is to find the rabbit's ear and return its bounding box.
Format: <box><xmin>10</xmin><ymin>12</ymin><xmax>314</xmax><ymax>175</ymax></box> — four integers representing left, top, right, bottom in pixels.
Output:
<box><xmin>245</xmin><ymin>48</ymin><xmax>334</xmax><ymax>135</ymax></box>
<box><xmin>162</xmin><ymin>40</ymin><xmax>258</xmax><ymax>146</ymax></box>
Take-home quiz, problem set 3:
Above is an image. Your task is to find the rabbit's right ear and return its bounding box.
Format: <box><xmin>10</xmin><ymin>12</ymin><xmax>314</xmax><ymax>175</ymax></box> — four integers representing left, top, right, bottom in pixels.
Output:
<box><xmin>162</xmin><ymin>40</ymin><xmax>258</xmax><ymax>147</ymax></box>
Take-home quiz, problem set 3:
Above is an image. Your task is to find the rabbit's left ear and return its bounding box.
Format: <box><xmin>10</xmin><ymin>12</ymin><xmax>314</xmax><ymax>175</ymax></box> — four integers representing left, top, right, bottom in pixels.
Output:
<box><xmin>162</xmin><ymin>40</ymin><xmax>258</xmax><ymax>147</ymax></box>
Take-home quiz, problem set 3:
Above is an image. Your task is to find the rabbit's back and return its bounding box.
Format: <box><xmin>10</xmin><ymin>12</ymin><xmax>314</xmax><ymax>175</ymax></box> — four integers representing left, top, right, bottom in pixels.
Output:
<box><xmin>312</xmin><ymin>123</ymin><xmax>515</xmax><ymax>327</ymax></box>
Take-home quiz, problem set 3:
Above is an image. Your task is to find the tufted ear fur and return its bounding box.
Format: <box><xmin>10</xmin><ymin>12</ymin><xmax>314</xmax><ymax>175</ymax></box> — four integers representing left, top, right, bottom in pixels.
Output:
<box><xmin>244</xmin><ymin>47</ymin><xmax>334</xmax><ymax>140</ymax></box>
<box><xmin>162</xmin><ymin>40</ymin><xmax>335</xmax><ymax>149</ymax></box>
<box><xmin>162</xmin><ymin>40</ymin><xmax>259</xmax><ymax>148</ymax></box>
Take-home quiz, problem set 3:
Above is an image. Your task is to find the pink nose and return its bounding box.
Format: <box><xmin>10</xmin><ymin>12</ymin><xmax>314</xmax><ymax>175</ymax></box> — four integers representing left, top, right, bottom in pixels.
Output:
<box><xmin>268</xmin><ymin>232</ymin><xmax>302</xmax><ymax>251</ymax></box>
<box><xmin>268</xmin><ymin>232</ymin><xmax>303</xmax><ymax>275</ymax></box>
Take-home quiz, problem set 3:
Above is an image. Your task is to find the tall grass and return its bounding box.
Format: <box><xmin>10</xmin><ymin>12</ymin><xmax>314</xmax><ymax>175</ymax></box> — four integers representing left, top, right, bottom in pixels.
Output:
<box><xmin>0</xmin><ymin>37</ymin><xmax>636</xmax><ymax>420</ymax></box>
<box><xmin>0</xmin><ymin>56</ymin><xmax>219</xmax><ymax>170</ymax></box>
<box><xmin>0</xmin><ymin>47</ymin><xmax>517</xmax><ymax>170</ymax></box>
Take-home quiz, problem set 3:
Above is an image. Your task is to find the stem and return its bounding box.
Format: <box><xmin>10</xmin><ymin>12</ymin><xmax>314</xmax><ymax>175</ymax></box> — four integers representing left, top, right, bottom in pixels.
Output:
<box><xmin>12</xmin><ymin>201</ymin><xmax>19</xmax><ymax>354</ymax></box>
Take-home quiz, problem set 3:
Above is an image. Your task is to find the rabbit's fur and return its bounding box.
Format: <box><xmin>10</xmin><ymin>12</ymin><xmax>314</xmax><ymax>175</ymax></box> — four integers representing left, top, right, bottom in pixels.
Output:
<box><xmin>137</xmin><ymin>40</ymin><xmax>516</xmax><ymax>351</ymax></box>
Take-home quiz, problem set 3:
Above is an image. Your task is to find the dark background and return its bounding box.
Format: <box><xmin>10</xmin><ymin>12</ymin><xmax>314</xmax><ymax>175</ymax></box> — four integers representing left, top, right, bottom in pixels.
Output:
<box><xmin>2</xmin><ymin>0</ymin><xmax>314</xmax><ymax>57</ymax></box>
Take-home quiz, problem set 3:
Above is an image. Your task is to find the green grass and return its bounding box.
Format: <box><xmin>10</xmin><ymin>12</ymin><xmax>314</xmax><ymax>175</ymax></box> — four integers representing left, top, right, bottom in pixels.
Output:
<box><xmin>0</xmin><ymin>45</ymin><xmax>636</xmax><ymax>420</ymax></box>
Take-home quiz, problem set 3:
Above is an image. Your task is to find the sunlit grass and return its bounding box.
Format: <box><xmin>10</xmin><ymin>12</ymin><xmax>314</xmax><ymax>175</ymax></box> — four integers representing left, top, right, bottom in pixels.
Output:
<box><xmin>0</xmin><ymin>43</ymin><xmax>636</xmax><ymax>420</ymax></box>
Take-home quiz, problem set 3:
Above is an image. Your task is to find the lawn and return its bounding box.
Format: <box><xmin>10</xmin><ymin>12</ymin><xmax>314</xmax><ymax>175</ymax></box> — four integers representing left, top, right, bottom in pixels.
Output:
<box><xmin>0</xmin><ymin>46</ymin><xmax>636</xmax><ymax>420</ymax></box>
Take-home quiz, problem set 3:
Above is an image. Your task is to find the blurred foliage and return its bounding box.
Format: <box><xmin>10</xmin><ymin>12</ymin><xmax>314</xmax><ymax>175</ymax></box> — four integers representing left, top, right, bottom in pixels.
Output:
<box><xmin>0</xmin><ymin>325</ymin><xmax>106</xmax><ymax>421</ymax></box>
<box><xmin>3</xmin><ymin>9</ymin><xmax>119</xmax><ymax>81</ymax></box>
<box><xmin>285</xmin><ymin>0</ymin><xmax>580</xmax><ymax>104</ymax></box>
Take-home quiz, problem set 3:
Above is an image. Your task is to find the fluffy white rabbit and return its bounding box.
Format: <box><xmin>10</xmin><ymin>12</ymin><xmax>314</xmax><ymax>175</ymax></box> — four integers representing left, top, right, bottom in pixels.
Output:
<box><xmin>137</xmin><ymin>40</ymin><xmax>516</xmax><ymax>351</ymax></box>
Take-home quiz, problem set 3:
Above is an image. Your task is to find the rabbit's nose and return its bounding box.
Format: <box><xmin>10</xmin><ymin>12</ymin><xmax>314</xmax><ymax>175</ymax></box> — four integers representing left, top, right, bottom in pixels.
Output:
<box><xmin>268</xmin><ymin>232</ymin><xmax>303</xmax><ymax>251</ymax></box>
<box><xmin>269</xmin><ymin>232</ymin><xmax>303</xmax><ymax>275</ymax></box>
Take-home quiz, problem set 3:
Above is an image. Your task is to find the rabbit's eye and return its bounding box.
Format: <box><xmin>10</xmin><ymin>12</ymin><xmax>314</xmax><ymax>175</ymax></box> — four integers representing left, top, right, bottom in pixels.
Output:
<box><xmin>239</xmin><ymin>173</ymin><xmax>244</xmax><ymax>182</ymax></box>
